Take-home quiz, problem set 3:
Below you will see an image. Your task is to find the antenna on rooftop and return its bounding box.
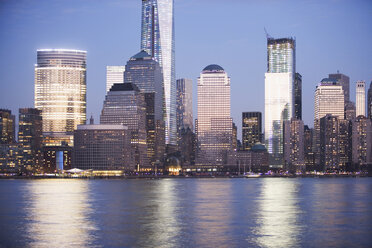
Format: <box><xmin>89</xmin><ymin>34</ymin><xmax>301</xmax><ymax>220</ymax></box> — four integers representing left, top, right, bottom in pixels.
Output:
<box><xmin>264</xmin><ymin>27</ymin><xmax>272</xmax><ymax>39</ymax></box>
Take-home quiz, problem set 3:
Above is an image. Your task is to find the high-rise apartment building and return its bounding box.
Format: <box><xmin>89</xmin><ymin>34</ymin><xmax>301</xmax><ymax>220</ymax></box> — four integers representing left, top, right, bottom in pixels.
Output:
<box><xmin>294</xmin><ymin>73</ymin><xmax>302</xmax><ymax>120</ymax></box>
<box><xmin>329</xmin><ymin>72</ymin><xmax>350</xmax><ymax>103</ymax></box>
<box><xmin>283</xmin><ymin>118</ymin><xmax>305</xmax><ymax>172</ymax></box>
<box><xmin>141</xmin><ymin>0</ymin><xmax>176</xmax><ymax>145</ymax></box>
<box><xmin>356</xmin><ymin>81</ymin><xmax>366</xmax><ymax>117</ymax></box>
<box><xmin>0</xmin><ymin>109</ymin><xmax>15</xmax><ymax>144</ymax></box>
<box><xmin>197</xmin><ymin>65</ymin><xmax>234</xmax><ymax>167</ymax></box>
<box><xmin>100</xmin><ymin>83</ymin><xmax>148</xmax><ymax>170</ymax></box>
<box><xmin>368</xmin><ymin>82</ymin><xmax>372</xmax><ymax>119</ymax></box>
<box><xmin>176</xmin><ymin>79</ymin><xmax>193</xmax><ymax>136</ymax></box>
<box><xmin>265</xmin><ymin>37</ymin><xmax>295</xmax><ymax>167</ymax></box>
<box><xmin>352</xmin><ymin>116</ymin><xmax>372</xmax><ymax>167</ymax></box>
<box><xmin>18</xmin><ymin>108</ymin><xmax>43</xmax><ymax>173</ymax></box>
<box><xmin>106</xmin><ymin>66</ymin><xmax>125</xmax><ymax>93</ymax></box>
<box><xmin>339</xmin><ymin>119</ymin><xmax>352</xmax><ymax>170</ymax></box>
<box><xmin>34</xmin><ymin>49</ymin><xmax>87</xmax><ymax>146</ymax></box>
<box><xmin>73</xmin><ymin>124</ymin><xmax>133</xmax><ymax>171</ymax></box>
<box><xmin>242</xmin><ymin>112</ymin><xmax>262</xmax><ymax>150</ymax></box>
<box><xmin>124</xmin><ymin>50</ymin><xmax>165</xmax><ymax>166</ymax></box>
<box><xmin>304</xmin><ymin>125</ymin><xmax>315</xmax><ymax>171</ymax></box>
<box><xmin>320</xmin><ymin>115</ymin><xmax>340</xmax><ymax>171</ymax></box>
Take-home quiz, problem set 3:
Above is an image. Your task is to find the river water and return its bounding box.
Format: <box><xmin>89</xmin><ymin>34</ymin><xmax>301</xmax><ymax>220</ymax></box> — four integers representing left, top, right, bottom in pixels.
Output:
<box><xmin>0</xmin><ymin>178</ymin><xmax>371</xmax><ymax>247</ymax></box>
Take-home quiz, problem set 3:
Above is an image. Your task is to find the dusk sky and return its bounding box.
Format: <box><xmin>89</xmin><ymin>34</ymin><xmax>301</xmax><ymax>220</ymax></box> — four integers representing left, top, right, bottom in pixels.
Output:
<box><xmin>0</xmin><ymin>0</ymin><xmax>371</xmax><ymax>138</ymax></box>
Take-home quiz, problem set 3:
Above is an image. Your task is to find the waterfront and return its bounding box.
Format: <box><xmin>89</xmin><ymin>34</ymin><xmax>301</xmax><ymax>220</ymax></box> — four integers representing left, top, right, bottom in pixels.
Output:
<box><xmin>0</xmin><ymin>178</ymin><xmax>371</xmax><ymax>247</ymax></box>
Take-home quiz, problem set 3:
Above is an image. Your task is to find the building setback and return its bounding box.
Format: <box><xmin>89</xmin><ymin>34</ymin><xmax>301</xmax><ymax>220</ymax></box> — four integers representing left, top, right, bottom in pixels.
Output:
<box><xmin>141</xmin><ymin>0</ymin><xmax>176</xmax><ymax>145</ymax></box>
<box><xmin>124</xmin><ymin>50</ymin><xmax>165</xmax><ymax>166</ymax></box>
<box><xmin>73</xmin><ymin>124</ymin><xmax>133</xmax><ymax>171</ymax></box>
<box><xmin>100</xmin><ymin>83</ymin><xmax>149</xmax><ymax>170</ymax></box>
<box><xmin>35</xmin><ymin>49</ymin><xmax>87</xmax><ymax>146</ymax></box>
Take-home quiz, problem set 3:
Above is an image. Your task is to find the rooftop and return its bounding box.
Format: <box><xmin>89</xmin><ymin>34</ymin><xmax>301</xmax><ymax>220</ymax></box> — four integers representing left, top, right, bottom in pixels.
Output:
<box><xmin>109</xmin><ymin>83</ymin><xmax>140</xmax><ymax>92</ymax></box>
<box><xmin>202</xmin><ymin>64</ymin><xmax>224</xmax><ymax>72</ymax></box>
<box><xmin>131</xmin><ymin>50</ymin><xmax>152</xmax><ymax>60</ymax></box>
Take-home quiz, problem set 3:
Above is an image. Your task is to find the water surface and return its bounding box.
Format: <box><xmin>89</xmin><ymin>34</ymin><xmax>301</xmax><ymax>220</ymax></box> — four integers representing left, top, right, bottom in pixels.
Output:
<box><xmin>0</xmin><ymin>178</ymin><xmax>371</xmax><ymax>247</ymax></box>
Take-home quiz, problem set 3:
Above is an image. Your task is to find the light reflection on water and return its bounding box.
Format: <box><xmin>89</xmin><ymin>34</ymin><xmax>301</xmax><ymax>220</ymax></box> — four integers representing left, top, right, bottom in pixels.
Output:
<box><xmin>254</xmin><ymin>179</ymin><xmax>303</xmax><ymax>248</ymax></box>
<box><xmin>0</xmin><ymin>178</ymin><xmax>371</xmax><ymax>247</ymax></box>
<box><xmin>24</xmin><ymin>180</ymin><xmax>97</xmax><ymax>248</ymax></box>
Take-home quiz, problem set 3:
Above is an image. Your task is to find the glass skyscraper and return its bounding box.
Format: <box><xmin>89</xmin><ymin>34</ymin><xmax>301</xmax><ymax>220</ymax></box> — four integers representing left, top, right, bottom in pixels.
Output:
<box><xmin>34</xmin><ymin>49</ymin><xmax>87</xmax><ymax>146</ymax></box>
<box><xmin>141</xmin><ymin>0</ymin><xmax>176</xmax><ymax>145</ymax></box>
<box><xmin>106</xmin><ymin>66</ymin><xmax>125</xmax><ymax>93</ymax></box>
<box><xmin>176</xmin><ymin>78</ymin><xmax>193</xmax><ymax>135</ymax></box>
<box><xmin>265</xmin><ymin>37</ymin><xmax>295</xmax><ymax>167</ymax></box>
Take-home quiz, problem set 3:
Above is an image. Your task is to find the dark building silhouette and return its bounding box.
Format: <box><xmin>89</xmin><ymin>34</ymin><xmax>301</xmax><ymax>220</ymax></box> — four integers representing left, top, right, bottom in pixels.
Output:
<box><xmin>294</xmin><ymin>73</ymin><xmax>302</xmax><ymax>120</ymax></box>
<box><xmin>242</xmin><ymin>112</ymin><xmax>262</xmax><ymax>150</ymax></box>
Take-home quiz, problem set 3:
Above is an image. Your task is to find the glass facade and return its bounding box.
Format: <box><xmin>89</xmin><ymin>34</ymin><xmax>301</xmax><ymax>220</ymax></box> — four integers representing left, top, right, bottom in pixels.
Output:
<box><xmin>100</xmin><ymin>83</ymin><xmax>149</xmax><ymax>169</ymax></box>
<box><xmin>197</xmin><ymin>65</ymin><xmax>234</xmax><ymax>166</ymax></box>
<box><xmin>34</xmin><ymin>49</ymin><xmax>87</xmax><ymax>146</ymax></box>
<box><xmin>356</xmin><ymin>81</ymin><xmax>366</xmax><ymax>117</ymax></box>
<box><xmin>141</xmin><ymin>0</ymin><xmax>176</xmax><ymax>145</ymax></box>
<box><xmin>73</xmin><ymin>125</ymin><xmax>133</xmax><ymax>171</ymax></box>
<box><xmin>265</xmin><ymin>37</ymin><xmax>295</xmax><ymax>167</ymax></box>
<box><xmin>18</xmin><ymin>108</ymin><xmax>43</xmax><ymax>173</ymax></box>
<box><xmin>124</xmin><ymin>51</ymin><xmax>165</xmax><ymax>166</ymax></box>
<box><xmin>106</xmin><ymin>66</ymin><xmax>125</xmax><ymax>93</ymax></box>
<box><xmin>242</xmin><ymin>112</ymin><xmax>262</xmax><ymax>151</ymax></box>
<box><xmin>329</xmin><ymin>72</ymin><xmax>350</xmax><ymax>104</ymax></box>
<box><xmin>176</xmin><ymin>78</ymin><xmax>193</xmax><ymax>139</ymax></box>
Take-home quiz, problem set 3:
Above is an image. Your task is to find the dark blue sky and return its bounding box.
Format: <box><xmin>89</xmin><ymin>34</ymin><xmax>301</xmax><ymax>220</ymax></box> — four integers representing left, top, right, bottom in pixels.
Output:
<box><xmin>0</xmin><ymin>0</ymin><xmax>371</xmax><ymax>138</ymax></box>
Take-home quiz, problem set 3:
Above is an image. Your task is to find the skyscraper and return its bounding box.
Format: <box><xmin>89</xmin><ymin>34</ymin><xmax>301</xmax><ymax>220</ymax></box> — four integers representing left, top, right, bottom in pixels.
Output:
<box><xmin>100</xmin><ymin>83</ymin><xmax>148</xmax><ymax>170</ymax></box>
<box><xmin>356</xmin><ymin>81</ymin><xmax>366</xmax><ymax>117</ymax></box>
<box><xmin>176</xmin><ymin>78</ymin><xmax>193</xmax><ymax>136</ymax></box>
<box><xmin>18</xmin><ymin>108</ymin><xmax>43</xmax><ymax>173</ymax></box>
<box><xmin>314</xmin><ymin>78</ymin><xmax>344</xmax><ymax>166</ymax></box>
<box><xmin>197</xmin><ymin>65</ymin><xmax>234</xmax><ymax>167</ymax></box>
<box><xmin>242</xmin><ymin>112</ymin><xmax>262</xmax><ymax>150</ymax></box>
<box><xmin>141</xmin><ymin>0</ymin><xmax>176</xmax><ymax>145</ymax></box>
<box><xmin>352</xmin><ymin>116</ymin><xmax>372</xmax><ymax>167</ymax></box>
<box><xmin>124</xmin><ymin>50</ymin><xmax>165</xmax><ymax>166</ymax></box>
<box><xmin>329</xmin><ymin>72</ymin><xmax>350</xmax><ymax>104</ymax></box>
<box><xmin>265</xmin><ymin>37</ymin><xmax>295</xmax><ymax>167</ymax></box>
<box><xmin>106</xmin><ymin>66</ymin><xmax>125</xmax><ymax>93</ymax></box>
<box><xmin>320</xmin><ymin>115</ymin><xmax>340</xmax><ymax>171</ymax></box>
<box><xmin>0</xmin><ymin>109</ymin><xmax>15</xmax><ymax>144</ymax></box>
<box><xmin>368</xmin><ymin>82</ymin><xmax>372</xmax><ymax>119</ymax></box>
<box><xmin>294</xmin><ymin>73</ymin><xmax>302</xmax><ymax>120</ymax></box>
<box><xmin>35</xmin><ymin>49</ymin><xmax>87</xmax><ymax>146</ymax></box>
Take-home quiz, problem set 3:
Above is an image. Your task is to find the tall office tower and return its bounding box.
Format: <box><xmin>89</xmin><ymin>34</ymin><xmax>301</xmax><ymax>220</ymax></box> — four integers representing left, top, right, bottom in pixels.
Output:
<box><xmin>18</xmin><ymin>108</ymin><xmax>43</xmax><ymax>173</ymax></box>
<box><xmin>232</xmin><ymin>122</ymin><xmax>238</xmax><ymax>151</ymax></box>
<box><xmin>345</xmin><ymin>102</ymin><xmax>356</xmax><ymax>121</ymax></box>
<box><xmin>35</xmin><ymin>49</ymin><xmax>87</xmax><ymax>146</ymax></box>
<box><xmin>100</xmin><ymin>83</ymin><xmax>148</xmax><ymax>170</ymax></box>
<box><xmin>294</xmin><ymin>73</ymin><xmax>302</xmax><ymax>120</ymax></box>
<box><xmin>339</xmin><ymin>119</ymin><xmax>352</xmax><ymax>171</ymax></box>
<box><xmin>329</xmin><ymin>72</ymin><xmax>350</xmax><ymax>104</ymax></box>
<box><xmin>356</xmin><ymin>81</ymin><xmax>366</xmax><ymax>117</ymax></box>
<box><xmin>73</xmin><ymin>124</ymin><xmax>133</xmax><ymax>171</ymax></box>
<box><xmin>141</xmin><ymin>0</ymin><xmax>176</xmax><ymax>145</ymax></box>
<box><xmin>176</xmin><ymin>79</ymin><xmax>193</xmax><ymax>136</ymax></box>
<box><xmin>314</xmin><ymin>79</ymin><xmax>344</xmax><ymax>165</ymax></box>
<box><xmin>178</xmin><ymin>127</ymin><xmax>196</xmax><ymax>166</ymax></box>
<box><xmin>368</xmin><ymin>82</ymin><xmax>372</xmax><ymax>119</ymax></box>
<box><xmin>304</xmin><ymin>125</ymin><xmax>315</xmax><ymax>171</ymax></box>
<box><xmin>106</xmin><ymin>66</ymin><xmax>125</xmax><ymax>93</ymax></box>
<box><xmin>197</xmin><ymin>65</ymin><xmax>234</xmax><ymax>167</ymax></box>
<box><xmin>124</xmin><ymin>50</ymin><xmax>165</xmax><ymax>165</ymax></box>
<box><xmin>283</xmin><ymin>118</ymin><xmax>305</xmax><ymax>172</ymax></box>
<box><xmin>265</xmin><ymin>37</ymin><xmax>295</xmax><ymax>167</ymax></box>
<box><xmin>242</xmin><ymin>112</ymin><xmax>262</xmax><ymax>150</ymax></box>
<box><xmin>0</xmin><ymin>109</ymin><xmax>15</xmax><ymax>144</ymax></box>
<box><xmin>320</xmin><ymin>115</ymin><xmax>340</xmax><ymax>171</ymax></box>
<box><xmin>352</xmin><ymin>116</ymin><xmax>372</xmax><ymax>167</ymax></box>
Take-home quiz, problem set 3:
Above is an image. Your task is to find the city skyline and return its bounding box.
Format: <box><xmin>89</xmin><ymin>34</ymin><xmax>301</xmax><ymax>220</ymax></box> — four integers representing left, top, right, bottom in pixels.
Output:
<box><xmin>0</xmin><ymin>0</ymin><xmax>371</xmax><ymax>139</ymax></box>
